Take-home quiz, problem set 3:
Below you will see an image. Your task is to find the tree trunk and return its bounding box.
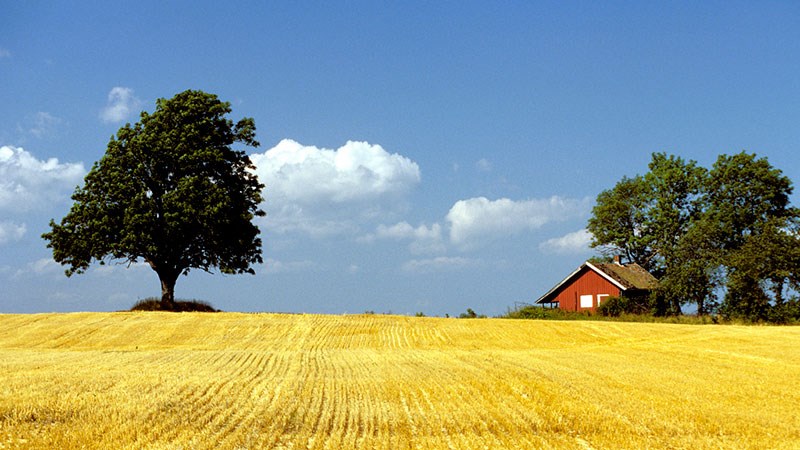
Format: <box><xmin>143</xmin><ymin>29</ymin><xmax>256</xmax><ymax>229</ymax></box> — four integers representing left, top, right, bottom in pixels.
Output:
<box><xmin>160</xmin><ymin>278</ymin><xmax>175</xmax><ymax>309</ymax></box>
<box><xmin>670</xmin><ymin>298</ymin><xmax>683</xmax><ymax>316</ymax></box>
<box><xmin>157</xmin><ymin>270</ymin><xmax>179</xmax><ymax>310</ymax></box>
<box><xmin>697</xmin><ymin>297</ymin><xmax>706</xmax><ymax>316</ymax></box>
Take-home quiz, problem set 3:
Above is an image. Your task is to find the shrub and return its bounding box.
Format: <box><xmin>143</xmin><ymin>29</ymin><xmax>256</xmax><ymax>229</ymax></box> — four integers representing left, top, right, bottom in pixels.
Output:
<box><xmin>130</xmin><ymin>298</ymin><xmax>219</xmax><ymax>312</ymax></box>
<box><xmin>597</xmin><ymin>295</ymin><xmax>654</xmax><ymax>317</ymax></box>
<box><xmin>458</xmin><ymin>308</ymin><xmax>486</xmax><ymax>319</ymax></box>
<box><xmin>597</xmin><ymin>296</ymin><xmax>625</xmax><ymax>317</ymax></box>
<box><xmin>504</xmin><ymin>305</ymin><xmax>554</xmax><ymax>319</ymax></box>
<box><xmin>501</xmin><ymin>305</ymin><xmax>589</xmax><ymax>320</ymax></box>
<box><xmin>766</xmin><ymin>300</ymin><xmax>800</xmax><ymax>324</ymax></box>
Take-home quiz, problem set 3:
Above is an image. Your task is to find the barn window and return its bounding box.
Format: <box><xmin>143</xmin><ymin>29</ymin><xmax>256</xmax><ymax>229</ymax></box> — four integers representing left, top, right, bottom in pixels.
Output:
<box><xmin>579</xmin><ymin>295</ymin><xmax>593</xmax><ymax>308</ymax></box>
<box><xmin>597</xmin><ymin>294</ymin><xmax>610</xmax><ymax>305</ymax></box>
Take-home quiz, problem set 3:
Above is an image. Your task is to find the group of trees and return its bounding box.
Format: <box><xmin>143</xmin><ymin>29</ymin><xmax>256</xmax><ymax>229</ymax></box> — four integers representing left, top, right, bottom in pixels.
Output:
<box><xmin>589</xmin><ymin>152</ymin><xmax>800</xmax><ymax>322</ymax></box>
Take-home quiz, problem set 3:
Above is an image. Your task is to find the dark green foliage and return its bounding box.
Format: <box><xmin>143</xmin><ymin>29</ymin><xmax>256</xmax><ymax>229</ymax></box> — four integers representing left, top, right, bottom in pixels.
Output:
<box><xmin>705</xmin><ymin>153</ymin><xmax>793</xmax><ymax>250</ymax></box>
<box><xmin>596</xmin><ymin>297</ymin><xmax>624</xmax><ymax>317</ymax></box>
<box><xmin>703</xmin><ymin>154</ymin><xmax>799</xmax><ymax>321</ymax></box>
<box><xmin>43</xmin><ymin>90</ymin><xmax>265</xmax><ymax>308</ymax></box>
<box><xmin>590</xmin><ymin>151</ymin><xmax>800</xmax><ymax>322</ymax></box>
<box><xmin>766</xmin><ymin>299</ymin><xmax>800</xmax><ymax>324</ymax></box>
<box><xmin>596</xmin><ymin>295</ymin><xmax>651</xmax><ymax>317</ymax></box>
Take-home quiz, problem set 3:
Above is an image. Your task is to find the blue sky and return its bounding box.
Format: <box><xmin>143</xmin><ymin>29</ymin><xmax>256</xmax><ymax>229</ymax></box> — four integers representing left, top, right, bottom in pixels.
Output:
<box><xmin>2</xmin><ymin>1</ymin><xmax>799</xmax><ymax>315</ymax></box>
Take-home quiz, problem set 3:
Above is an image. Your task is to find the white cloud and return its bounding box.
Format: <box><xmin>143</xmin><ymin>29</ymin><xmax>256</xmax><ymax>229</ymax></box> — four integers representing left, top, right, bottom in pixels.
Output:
<box><xmin>374</xmin><ymin>222</ymin><xmax>440</xmax><ymax>240</ymax></box>
<box><xmin>100</xmin><ymin>87</ymin><xmax>142</xmax><ymax>123</ymax></box>
<box><xmin>402</xmin><ymin>256</ymin><xmax>480</xmax><ymax>274</ymax></box>
<box><xmin>251</xmin><ymin>139</ymin><xmax>421</xmax><ymax>236</ymax></box>
<box><xmin>360</xmin><ymin>221</ymin><xmax>445</xmax><ymax>254</ymax></box>
<box><xmin>0</xmin><ymin>222</ymin><xmax>26</xmax><ymax>244</ymax></box>
<box><xmin>252</xmin><ymin>139</ymin><xmax>420</xmax><ymax>204</ymax></box>
<box><xmin>259</xmin><ymin>204</ymin><xmax>360</xmax><ymax>238</ymax></box>
<box><xmin>539</xmin><ymin>229</ymin><xmax>593</xmax><ymax>254</ymax></box>
<box><xmin>446</xmin><ymin>196</ymin><xmax>590</xmax><ymax>248</ymax></box>
<box><xmin>13</xmin><ymin>258</ymin><xmax>62</xmax><ymax>279</ymax></box>
<box><xmin>0</xmin><ymin>146</ymin><xmax>85</xmax><ymax>212</ymax></box>
<box><xmin>262</xmin><ymin>258</ymin><xmax>317</xmax><ymax>274</ymax></box>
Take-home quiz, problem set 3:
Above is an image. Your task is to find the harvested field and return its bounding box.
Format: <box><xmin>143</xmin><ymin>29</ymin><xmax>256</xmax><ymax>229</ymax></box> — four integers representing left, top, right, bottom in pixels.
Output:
<box><xmin>0</xmin><ymin>312</ymin><xmax>798</xmax><ymax>449</ymax></box>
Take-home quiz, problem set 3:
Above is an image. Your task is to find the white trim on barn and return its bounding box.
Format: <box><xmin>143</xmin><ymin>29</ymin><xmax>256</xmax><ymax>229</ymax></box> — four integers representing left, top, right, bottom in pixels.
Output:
<box><xmin>584</xmin><ymin>262</ymin><xmax>628</xmax><ymax>291</ymax></box>
<box><xmin>535</xmin><ymin>262</ymin><xmax>627</xmax><ymax>305</ymax></box>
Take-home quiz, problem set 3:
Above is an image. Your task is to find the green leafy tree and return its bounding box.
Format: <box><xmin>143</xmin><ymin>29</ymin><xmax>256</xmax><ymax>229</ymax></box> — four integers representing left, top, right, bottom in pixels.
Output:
<box><xmin>653</xmin><ymin>220</ymin><xmax>722</xmax><ymax>316</ymax></box>
<box><xmin>587</xmin><ymin>175</ymin><xmax>654</xmax><ymax>270</ymax></box>
<box><xmin>643</xmin><ymin>153</ymin><xmax>707</xmax><ymax>270</ymax></box>
<box><xmin>588</xmin><ymin>153</ymin><xmax>705</xmax><ymax>280</ymax></box>
<box><xmin>720</xmin><ymin>218</ymin><xmax>800</xmax><ymax>320</ymax></box>
<box><xmin>643</xmin><ymin>153</ymin><xmax>708</xmax><ymax>315</ymax></box>
<box><xmin>704</xmin><ymin>153</ymin><xmax>797</xmax><ymax>319</ymax></box>
<box><xmin>705</xmin><ymin>152</ymin><xmax>793</xmax><ymax>248</ymax></box>
<box><xmin>43</xmin><ymin>90</ymin><xmax>265</xmax><ymax>309</ymax></box>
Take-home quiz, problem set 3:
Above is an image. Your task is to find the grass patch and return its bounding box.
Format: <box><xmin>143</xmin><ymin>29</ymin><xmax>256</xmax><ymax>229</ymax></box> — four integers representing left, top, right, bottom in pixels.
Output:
<box><xmin>130</xmin><ymin>298</ymin><xmax>219</xmax><ymax>312</ymax></box>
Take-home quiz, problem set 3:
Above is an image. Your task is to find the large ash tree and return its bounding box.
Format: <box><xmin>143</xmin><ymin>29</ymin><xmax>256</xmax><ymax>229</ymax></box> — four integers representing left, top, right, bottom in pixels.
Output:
<box><xmin>43</xmin><ymin>90</ymin><xmax>265</xmax><ymax>309</ymax></box>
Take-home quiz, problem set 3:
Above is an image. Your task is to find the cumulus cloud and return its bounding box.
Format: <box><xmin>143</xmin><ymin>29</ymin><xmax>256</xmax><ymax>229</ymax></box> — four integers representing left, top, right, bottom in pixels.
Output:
<box><xmin>402</xmin><ymin>256</ymin><xmax>480</xmax><ymax>273</ymax></box>
<box><xmin>0</xmin><ymin>222</ymin><xmax>26</xmax><ymax>244</ymax></box>
<box><xmin>251</xmin><ymin>139</ymin><xmax>421</xmax><ymax>236</ymax></box>
<box><xmin>446</xmin><ymin>196</ymin><xmax>590</xmax><ymax>248</ymax></box>
<box><xmin>539</xmin><ymin>229</ymin><xmax>593</xmax><ymax>254</ymax></box>
<box><xmin>360</xmin><ymin>221</ymin><xmax>445</xmax><ymax>254</ymax></box>
<box><xmin>252</xmin><ymin>139</ymin><xmax>420</xmax><ymax>204</ymax></box>
<box><xmin>100</xmin><ymin>87</ymin><xmax>142</xmax><ymax>123</ymax></box>
<box><xmin>375</xmin><ymin>222</ymin><xmax>441</xmax><ymax>240</ymax></box>
<box><xmin>0</xmin><ymin>146</ymin><xmax>85</xmax><ymax>212</ymax></box>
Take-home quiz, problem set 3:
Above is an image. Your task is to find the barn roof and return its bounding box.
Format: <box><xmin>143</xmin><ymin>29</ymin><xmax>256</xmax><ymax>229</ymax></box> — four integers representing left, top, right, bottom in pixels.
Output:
<box><xmin>592</xmin><ymin>262</ymin><xmax>659</xmax><ymax>290</ymax></box>
<box><xmin>535</xmin><ymin>261</ymin><xmax>658</xmax><ymax>304</ymax></box>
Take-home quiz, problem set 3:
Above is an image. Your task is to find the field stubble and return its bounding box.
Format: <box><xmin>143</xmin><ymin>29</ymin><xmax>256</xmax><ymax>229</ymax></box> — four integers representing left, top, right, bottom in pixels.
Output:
<box><xmin>0</xmin><ymin>313</ymin><xmax>798</xmax><ymax>449</ymax></box>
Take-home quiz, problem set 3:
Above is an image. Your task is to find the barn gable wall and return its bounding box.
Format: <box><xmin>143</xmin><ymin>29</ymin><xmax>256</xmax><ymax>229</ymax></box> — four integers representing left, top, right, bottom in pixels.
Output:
<box><xmin>552</xmin><ymin>267</ymin><xmax>621</xmax><ymax>312</ymax></box>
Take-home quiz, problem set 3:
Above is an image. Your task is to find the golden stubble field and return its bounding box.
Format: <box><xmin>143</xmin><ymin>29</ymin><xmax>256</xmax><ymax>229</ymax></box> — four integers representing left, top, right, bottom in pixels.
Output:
<box><xmin>0</xmin><ymin>313</ymin><xmax>798</xmax><ymax>449</ymax></box>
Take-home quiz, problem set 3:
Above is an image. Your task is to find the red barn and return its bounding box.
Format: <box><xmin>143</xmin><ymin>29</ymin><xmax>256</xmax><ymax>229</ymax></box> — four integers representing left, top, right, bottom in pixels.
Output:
<box><xmin>535</xmin><ymin>258</ymin><xmax>658</xmax><ymax>312</ymax></box>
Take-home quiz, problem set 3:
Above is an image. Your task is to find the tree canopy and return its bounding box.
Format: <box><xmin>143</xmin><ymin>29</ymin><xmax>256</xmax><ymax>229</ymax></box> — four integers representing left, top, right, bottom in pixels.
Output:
<box><xmin>43</xmin><ymin>90</ymin><xmax>265</xmax><ymax>308</ymax></box>
<box><xmin>588</xmin><ymin>151</ymin><xmax>800</xmax><ymax>321</ymax></box>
